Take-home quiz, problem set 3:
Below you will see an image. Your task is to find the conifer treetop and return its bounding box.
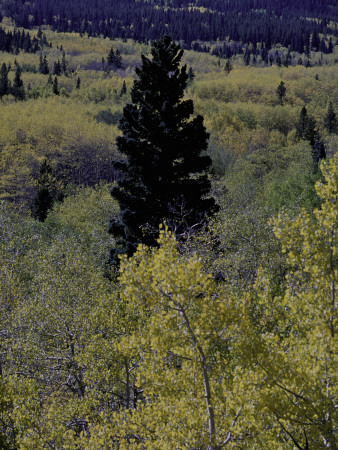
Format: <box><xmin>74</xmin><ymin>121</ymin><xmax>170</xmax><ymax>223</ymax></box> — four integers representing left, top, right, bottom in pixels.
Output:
<box><xmin>109</xmin><ymin>36</ymin><xmax>217</xmax><ymax>264</ymax></box>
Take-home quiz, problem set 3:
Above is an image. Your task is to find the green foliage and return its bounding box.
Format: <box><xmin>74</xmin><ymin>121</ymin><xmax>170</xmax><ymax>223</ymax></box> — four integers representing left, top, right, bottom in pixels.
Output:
<box><xmin>0</xmin><ymin>25</ymin><xmax>337</xmax><ymax>448</ymax></box>
<box><xmin>245</xmin><ymin>155</ymin><xmax>338</xmax><ymax>448</ymax></box>
<box><xmin>46</xmin><ymin>184</ymin><xmax>118</xmax><ymax>262</ymax></box>
<box><xmin>95</xmin><ymin>108</ymin><xmax>122</xmax><ymax>125</ymax></box>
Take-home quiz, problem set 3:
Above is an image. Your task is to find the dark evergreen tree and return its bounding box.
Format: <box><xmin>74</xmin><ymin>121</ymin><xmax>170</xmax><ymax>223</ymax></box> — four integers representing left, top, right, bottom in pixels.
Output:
<box><xmin>244</xmin><ymin>50</ymin><xmax>250</xmax><ymax>65</ymax></box>
<box><xmin>0</xmin><ymin>63</ymin><xmax>9</xmax><ymax>97</ymax></box>
<box><xmin>296</xmin><ymin>107</ymin><xmax>308</xmax><ymax>137</ymax></box>
<box><xmin>311</xmin><ymin>133</ymin><xmax>326</xmax><ymax>173</ymax></box>
<box><xmin>324</xmin><ymin>101</ymin><xmax>337</xmax><ymax>134</ymax></box>
<box><xmin>114</xmin><ymin>49</ymin><xmax>122</xmax><ymax>69</ymax></box>
<box><xmin>38</xmin><ymin>54</ymin><xmax>49</xmax><ymax>74</ymax></box>
<box><xmin>276</xmin><ymin>53</ymin><xmax>282</xmax><ymax>67</ymax></box>
<box><xmin>276</xmin><ymin>81</ymin><xmax>286</xmax><ymax>105</ymax></box>
<box><xmin>119</xmin><ymin>80</ymin><xmax>127</xmax><ymax>96</ymax></box>
<box><xmin>109</xmin><ymin>36</ymin><xmax>218</xmax><ymax>264</ymax></box>
<box><xmin>296</xmin><ymin>106</ymin><xmax>316</xmax><ymax>146</ymax></box>
<box><xmin>303</xmin><ymin>115</ymin><xmax>317</xmax><ymax>146</ymax></box>
<box><xmin>61</xmin><ymin>51</ymin><xmax>67</xmax><ymax>74</ymax></box>
<box><xmin>12</xmin><ymin>64</ymin><xmax>25</xmax><ymax>100</ymax></box>
<box><xmin>107</xmin><ymin>47</ymin><xmax>115</xmax><ymax>65</ymax></box>
<box><xmin>76</xmin><ymin>76</ymin><xmax>81</xmax><ymax>89</ymax></box>
<box><xmin>188</xmin><ymin>66</ymin><xmax>195</xmax><ymax>81</ymax></box>
<box><xmin>108</xmin><ymin>47</ymin><xmax>123</xmax><ymax>70</ymax></box>
<box><xmin>319</xmin><ymin>38</ymin><xmax>327</xmax><ymax>53</ymax></box>
<box><xmin>53</xmin><ymin>59</ymin><xmax>61</xmax><ymax>76</ymax></box>
<box><xmin>224</xmin><ymin>59</ymin><xmax>232</xmax><ymax>74</ymax></box>
<box><xmin>32</xmin><ymin>159</ymin><xmax>63</xmax><ymax>221</ymax></box>
<box><xmin>282</xmin><ymin>53</ymin><xmax>288</xmax><ymax>67</ymax></box>
<box><xmin>311</xmin><ymin>30</ymin><xmax>320</xmax><ymax>51</ymax></box>
<box><xmin>52</xmin><ymin>76</ymin><xmax>59</xmax><ymax>95</ymax></box>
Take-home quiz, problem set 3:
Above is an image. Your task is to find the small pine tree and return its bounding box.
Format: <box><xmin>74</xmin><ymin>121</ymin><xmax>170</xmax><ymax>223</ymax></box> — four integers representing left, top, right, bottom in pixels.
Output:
<box><xmin>276</xmin><ymin>81</ymin><xmax>286</xmax><ymax>105</ymax></box>
<box><xmin>311</xmin><ymin>133</ymin><xmax>326</xmax><ymax>172</ymax></box>
<box><xmin>12</xmin><ymin>65</ymin><xmax>25</xmax><ymax>100</ymax></box>
<box><xmin>188</xmin><ymin>66</ymin><xmax>195</xmax><ymax>81</ymax></box>
<box><xmin>0</xmin><ymin>63</ymin><xmax>9</xmax><ymax>97</ymax></box>
<box><xmin>311</xmin><ymin>30</ymin><xmax>320</xmax><ymax>51</ymax></box>
<box><xmin>304</xmin><ymin>116</ymin><xmax>317</xmax><ymax>146</ymax></box>
<box><xmin>119</xmin><ymin>80</ymin><xmax>127</xmax><ymax>96</ymax></box>
<box><xmin>53</xmin><ymin>60</ymin><xmax>61</xmax><ymax>76</ymax></box>
<box><xmin>114</xmin><ymin>49</ymin><xmax>122</xmax><ymax>69</ymax></box>
<box><xmin>324</xmin><ymin>101</ymin><xmax>337</xmax><ymax>134</ymax></box>
<box><xmin>109</xmin><ymin>36</ymin><xmax>218</xmax><ymax>264</ymax></box>
<box><xmin>32</xmin><ymin>159</ymin><xmax>63</xmax><ymax>221</ymax></box>
<box><xmin>244</xmin><ymin>50</ymin><xmax>250</xmax><ymax>65</ymax></box>
<box><xmin>224</xmin><ymin>59</ymin><xmax>232</xmax><ymax>74</ymax></box>
<box><xmin>39</xmin><ymin>54</ymin><xmax>49</xmax><ymax>74</ymax></box>
<box><xmin>76</xmin><ymin>76</ymin><xmax>81</xmax><ymax>89</ymax></box>
<box><xmin>107</xmin><ymin>47</ymin><xmax>115</xmax><ymax>65</ymax></box>
<box><xmin>283</xmin><ymin>54</ymin><xmax>289</xmax><ymax>67</ymax></box>
<box><xmin>61</xmin><ymin>51</ymin><xmax>67</xmax><ymax>74</ymax></box>
<box><xmin>296</xmin><ymin>106</ymin><xmax>316</xmax><ymax>146</ymax></box>
<box><xmin>319</xmin><ymin>38</ymin><xmax>327</xmax><ymax>53</ymax></box>
<box><xmin>276</xmin><ymin>53</ymin><xmax>282</xmax><ymax>67</ymax></box>
<box><xmin>53</xmin><ymin>76</ymin><xmax>59</xmax><ymax>95</ymax></box>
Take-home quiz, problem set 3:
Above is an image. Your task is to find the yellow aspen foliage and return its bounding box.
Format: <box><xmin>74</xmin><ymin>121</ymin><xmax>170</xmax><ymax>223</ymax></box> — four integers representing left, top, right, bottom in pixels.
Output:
<box><xmin>240</xmin><ymin>155</ymin><xmax>337</xmax><ymax>448</ymax></box>
<box><xmin>82</xmin><ymin>154</ymin><xmax>337</xmax><ymax>448</ymax></box>
<box><xmin>85</xmin><ymin>228</ymin><xmax>246</xmax><ymax>449</ymax></box>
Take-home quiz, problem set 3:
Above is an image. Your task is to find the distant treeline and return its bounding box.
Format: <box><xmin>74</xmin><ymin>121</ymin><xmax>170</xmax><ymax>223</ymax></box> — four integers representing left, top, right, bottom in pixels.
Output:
<box><xmin>0</xmin><ymin>26</ymin><xmax>50</xmax><ymax>54</ymax></box>
<box><xmin>1</xmin><ymin>0</ymin><xmax>337</xmax><ymax>54</ymax></box>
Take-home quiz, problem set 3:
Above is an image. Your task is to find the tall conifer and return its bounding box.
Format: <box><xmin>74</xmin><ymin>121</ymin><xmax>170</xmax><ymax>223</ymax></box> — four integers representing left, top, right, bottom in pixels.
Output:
<box><xmin>109</xmin><ymin>36</ymin><xmax>218</xmax><ymax>264</ymax></box>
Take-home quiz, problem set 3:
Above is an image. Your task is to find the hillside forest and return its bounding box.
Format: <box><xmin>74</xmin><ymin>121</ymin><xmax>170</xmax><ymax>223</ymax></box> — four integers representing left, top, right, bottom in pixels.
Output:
<box><xmin>0</xmin><ymin>1</ymin><xmax>337</xmax><ymax>448</ymax></box>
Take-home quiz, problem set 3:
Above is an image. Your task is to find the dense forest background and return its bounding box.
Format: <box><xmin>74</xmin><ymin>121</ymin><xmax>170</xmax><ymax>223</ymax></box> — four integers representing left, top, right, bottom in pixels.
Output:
<box><xmin>0</xmin><ymin>0</ymin><xmax>337</xmax><ymax>448</ymax></box>
<box><xmin>2</xmin><ymin>0</ymin><xmax>338</xmax><ymax>56</ymax></box>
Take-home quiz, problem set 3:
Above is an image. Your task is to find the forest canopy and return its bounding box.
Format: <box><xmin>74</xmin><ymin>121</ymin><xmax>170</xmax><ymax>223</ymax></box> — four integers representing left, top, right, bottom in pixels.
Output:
<box><xmin>0</xmin><ymin>0</ymin><xmax>337</xmax><ymax>447</ymax></box>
